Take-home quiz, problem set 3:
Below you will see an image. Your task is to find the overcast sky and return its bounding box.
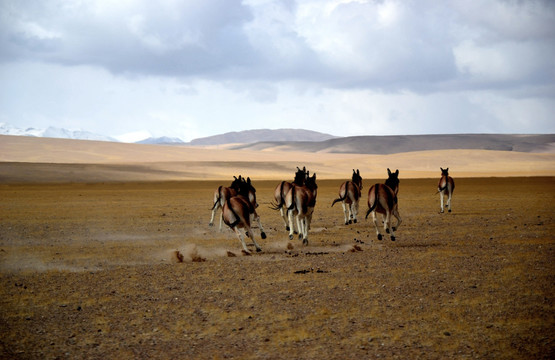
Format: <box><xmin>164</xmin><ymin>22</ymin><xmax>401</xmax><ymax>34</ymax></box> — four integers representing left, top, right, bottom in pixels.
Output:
<box><xmin>1</xmin><ymin>0</ymin><xmax>554</xmax><ymax>141</ymax></box>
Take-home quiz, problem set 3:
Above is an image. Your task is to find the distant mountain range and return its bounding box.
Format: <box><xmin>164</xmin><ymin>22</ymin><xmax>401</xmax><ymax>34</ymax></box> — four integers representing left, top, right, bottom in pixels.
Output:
<box><xmin>0</xmin><ymin>123</ymin><xmax>117</xmax><ymax>142</ymax></box>
<box><xmin>230</xmin><ymin>134</ymin><xmax>555</xmax><ymax>154</ymax></box>
<box><xmin>0</xmin><ymin>123</ymin><xmax>333</xmax><ymax>145</ymax></box>
<box><xmin>188</xmin><ymin>129</ymin><xmax>336</xmax><ymax>145</ymax></box>
<box><xmin>1</xmin><ymin>123</ymin><xmax>553</xmax><ymax>154</ymax></box>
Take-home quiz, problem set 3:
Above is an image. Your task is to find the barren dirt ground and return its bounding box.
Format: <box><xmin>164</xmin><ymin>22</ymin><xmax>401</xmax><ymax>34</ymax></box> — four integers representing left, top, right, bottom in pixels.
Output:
<box><xmin>1</xmin><ymin>177</ymin><xmax>554</xmax><ymax>359</ymax></box>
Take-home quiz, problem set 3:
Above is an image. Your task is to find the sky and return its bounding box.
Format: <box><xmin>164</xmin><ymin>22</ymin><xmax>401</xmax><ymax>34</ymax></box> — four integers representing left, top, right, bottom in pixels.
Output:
<box><xmin>0</xmin><ymin>0</ymin><xmax>554</xmax><ymax>142</ymax></box>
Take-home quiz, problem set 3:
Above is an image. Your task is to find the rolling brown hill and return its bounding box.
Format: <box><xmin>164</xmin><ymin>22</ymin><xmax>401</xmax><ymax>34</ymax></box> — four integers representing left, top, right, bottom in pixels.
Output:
<box><xmin>231</xmin><ymin>134</ymin><xmax>555</xmax><ymax>154</ymax></box>
<box><xmin>1</xmin><ymin>134</ymin><xmax>554</xmax><ymax>182</ymax></box>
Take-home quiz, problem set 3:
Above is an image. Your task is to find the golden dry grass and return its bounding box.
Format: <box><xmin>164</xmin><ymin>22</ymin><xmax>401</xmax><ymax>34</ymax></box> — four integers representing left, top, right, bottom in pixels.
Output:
<box><xmin>1</xmin><ymin>135</ymin><xmax>554</xmax><ymax>182</ymax></box>
<box><xmin>1</xmin><ymin>176</ymin><xmax>554</xmax><ymax>359</ymax></box>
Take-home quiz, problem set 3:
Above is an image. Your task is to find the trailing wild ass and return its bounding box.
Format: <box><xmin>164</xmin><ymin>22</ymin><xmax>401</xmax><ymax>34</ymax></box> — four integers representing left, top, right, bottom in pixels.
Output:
<box><xmin>222</xmin><ymin>176</ymin><xmax>266</xmax><ymax>254</ymax></box>
<box><xmin>209</xmin><ymin>176</ymin><xmax>242</xmax><ymax>230</ymax></box>
<box><xmin>285</xmin><ymin>171</ymin><xmax>318</xmax><ymax>245</ymax></box>
<box><xmin>272</xmin><ymin>167</ymin><xmax>307</xmax><ymax>231</ymax></box>
<box><xmin>332</xmin><ymin>169</ymin><xmax>363</xmax><ymax>225</ymax></box>
<box><xmin>438</xmin><ymin>167</ymin><xmax>455</xmax><ymax>213</ymax></box>
<box><xmin>366</xmin><ymin>169</ymin><xmax>402</xmax><ymax>241</ymax></box>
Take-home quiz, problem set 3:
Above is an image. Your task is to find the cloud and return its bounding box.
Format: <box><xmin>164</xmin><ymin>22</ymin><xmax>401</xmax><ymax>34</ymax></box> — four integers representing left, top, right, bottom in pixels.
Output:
<box><xmin>0</xmin><ymin>0</ymin><xmax>554</xmax><ymax>139</ymax></box>
<box><xmin>2</xmin><ymin>0</ymin><xmax>553</xmax><ymax>93</ymax></box>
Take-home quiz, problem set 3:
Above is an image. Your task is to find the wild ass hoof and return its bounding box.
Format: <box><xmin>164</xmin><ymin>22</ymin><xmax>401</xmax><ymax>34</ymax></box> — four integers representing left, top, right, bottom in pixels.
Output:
<box><xmin>386</xmin><ymin>228</ymin><xmax>390</xmax><ymax>234</ymax></box>
<box><xmin>448</xmin><ymin>209</ymin><xmax>452</xmax><ymax>213</ymax></box>
<box><xmin>392</xmin><ymin>227</ymin><xmax>397</xmax><ymax>231</ymax></box>
<box><xmin>289</xmin><ymin>234</ymin><xmax>294</xmax><ymax>240</ymax></box>
<box><xmin>298</xmin><ymin>234</ymin><xmax>303</xmax><ymax>240</ymax></box>
<box><xmin>286</xmin><ymin>226</ymin><xmax>290</xmax><ymax>231</ymax></box>
<box><xmin>242</xmin><ymin>250</ymin><xmax>251</xmax><ymax>256</ymax></box>
<box><xmin>256</xmin><ymin>248</ymin><xmax>262</xmax><ymax>252</ymax></box>
<box><xmin>345</xmin><ymin>221</ymin><xmax>349</xmax><ymax>225</ymax></box>
<box><xmin>209</xmin><ymin>223</ymin><xmax>213</xmax><ymax>227</ymax></box>
<box><xmin>302</xmin><ymin>238</ymin><xmax>308</xmax><ymax>246</ymax></box>
<box><xmin>261</xmin><ymin>232</ymin><xmax>267</xmax><ymax>239</ymax></box>
<box><xmin>353</xmin><ymin>219</ymin><xmax>357</xmax><ymax>224</ymax></box>
<box><xmin>348</xmin><ymin>220</ymin><xmax>353</xmax><ymax>224</ymax></box>
<box><xmin>377</xmin><ymin>234</ymin><xmax>383</xmax><ymax>240</ymax></box>
<box><xmin>391</xmin><ymin>236</ymin><xmax>396</xmax><ymax>241</ymax></box>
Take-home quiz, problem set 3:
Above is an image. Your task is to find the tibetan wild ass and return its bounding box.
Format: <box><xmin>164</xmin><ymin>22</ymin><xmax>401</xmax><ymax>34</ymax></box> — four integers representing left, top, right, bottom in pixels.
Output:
<box><xmin>285</xmin><ymin>171</ymin><xmax>318</xmax><ymax>245</ymax></box>
<box><xmin>272</xmin><ymin>167</ymin><xmax>306</xmax><ymax>232</ymax></box>
<box><xmin>332</xmin><ymin>169</ymin><xmax>363</xmax><ymax>225</ymax></box>
<box><xmin>366</xmin><ymin>169</ymin><xmax>402</xmax><ymax>241</ymax></box>
<box><xmin>438</xmin><ymin>167</ymin><xmax>455</xmax><ymax>213</ymax></box>
<box><xmin>222</xmin><ymin>176</ymin><xmax>265</xmax><ymax>254</ymax></box>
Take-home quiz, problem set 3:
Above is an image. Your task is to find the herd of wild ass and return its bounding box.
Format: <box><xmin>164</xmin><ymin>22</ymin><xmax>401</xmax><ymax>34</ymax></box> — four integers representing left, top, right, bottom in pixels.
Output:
<box><xmin>209</xmin><ymin>167</ymin><xmax>455</xmax><ymax>254</ymax></box>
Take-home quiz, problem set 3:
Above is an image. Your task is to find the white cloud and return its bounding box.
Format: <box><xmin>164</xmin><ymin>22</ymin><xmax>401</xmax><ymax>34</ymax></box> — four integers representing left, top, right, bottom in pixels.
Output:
<box><xmin>0</xmin><ymin>0</ymin><xmax>553</xmax><ymax>140</ymax></box>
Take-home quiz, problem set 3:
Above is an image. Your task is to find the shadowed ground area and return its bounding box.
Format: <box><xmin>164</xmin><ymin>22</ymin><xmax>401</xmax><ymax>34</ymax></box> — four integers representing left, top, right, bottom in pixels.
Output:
<box><xmin>1</xmin><ymin>177</ymin><xmax>553</xmax><ymax>359</ymax></box>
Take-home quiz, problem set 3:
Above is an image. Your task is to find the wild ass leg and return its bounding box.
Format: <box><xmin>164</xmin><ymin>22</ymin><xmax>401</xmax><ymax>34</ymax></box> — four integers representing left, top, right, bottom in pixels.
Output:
<box><xmin>246</xmin><ymin>227</ymin><xmax>262</xmax><ymax>252</ymax></box>
<box><xmin>287</xmin><ymin>210</ymin><xmax>296</xmax><ymax>240</ymax></box>
<box><xmin>447</xmin><ymin>190</ymin><xmax>452</xmax><ymax>212</ymax></box>
<box><xmin>296</xmin><ymin>216</ymin><xmax>303</xmax><ymax>240</ymax></box>
<box><xmin>251</xmin><ymin>211</ymin><xmax>267</xmax><ymax>239</ymax></box>
<box><xmin>383</xmin><ymin>212</ymin><xmax>396</xmax><ymax>241</ymax></box>
<box><xmin>279</xmin><ymin>207</ymin><xmax>290</xmax><ymax>231</ymax></box>
<box><xmin>233</xmin><ymin>227</ymin><xmax>251</xmax><ymax>254</ymax></box>
<box><xmin>219</xmin><ymin>213</ymin><xmax>224</xmax><ymax>231</ymax></box>
<box><xmin>209</xmin><ymin>203</ymin><xmax>219</xmax><ymax>227</ymax></box>
<box><xmin>299</xmin><ymin>216</ymin><xmax>309</xmax><ymax>245</ymax></box>
<box><xmin>352</xmin><ymin>201</ymin><xmax>359</xmax><ymax>224</ymax></box>
<box><xmin>341</xmin><ymin>202</ymin><xmax>349</xmax><ymax>225</ymax></box>
<box><xmin>371</xmin><ymin>212</ymin><xmax>382</xmax><ymax>240</ymax></box>
<box><xmin>439</xmin><ymin>190</ymin><xmax>445</xmax><ymax>213</ymax></box>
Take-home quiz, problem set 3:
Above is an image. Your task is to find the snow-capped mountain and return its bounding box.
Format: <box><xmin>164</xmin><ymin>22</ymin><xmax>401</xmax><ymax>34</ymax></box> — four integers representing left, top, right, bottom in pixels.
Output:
<box><xmin>137</xmin><ymin>136</ymin><xmax>185</xmax><ymax>145</ymax></box>
<box><xmin>0</xmin><ymin>123</ymin><xmax>117</xmax><ymax>142</ymax></box>
<box><xmin>0</xmin><ymin>123</ymin><xmax>44</xmax><ymax>137</ymax></box>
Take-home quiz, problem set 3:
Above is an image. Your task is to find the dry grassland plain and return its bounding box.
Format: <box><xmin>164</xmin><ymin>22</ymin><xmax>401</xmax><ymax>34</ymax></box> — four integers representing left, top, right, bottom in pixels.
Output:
<box><xmin>0</xmin><ymin>136</ymin><xmax>554</xmax><ymax>359</ymax></box>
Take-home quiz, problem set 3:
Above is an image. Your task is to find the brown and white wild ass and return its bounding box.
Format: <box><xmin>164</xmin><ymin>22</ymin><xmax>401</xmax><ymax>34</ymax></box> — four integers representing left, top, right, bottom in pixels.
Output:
<box><xmin>272</xmin><ymin>167</ymin><xmax>307</xmax><ymax>231</ymax></box>
<box><xmin>222</xmin><ymin>176</ymin><xmax>266</xmax><ymax>254</ymax></box>
<box><xmin>209</xmin><ymin>176</ymin><xmax>242</xmax><ymax>230</ymax></box>
<box><xmin>438</xmin><ymin>167</ymin><xmax>455</xmax><ymax>213</ymax></box>
<box><xmin>332</xmin><ymin>169</ymin><xmax>363</xmax><ymax>225</ymax></box>
<box><xmin>366</xmin><ymin>169</ymin><xmax>402</xmax><ymax>241</ymax></box>
<box><xmin>285</xmin><ymin>170</ymin><xmax>318</xmax><ymax>245</ymax></box>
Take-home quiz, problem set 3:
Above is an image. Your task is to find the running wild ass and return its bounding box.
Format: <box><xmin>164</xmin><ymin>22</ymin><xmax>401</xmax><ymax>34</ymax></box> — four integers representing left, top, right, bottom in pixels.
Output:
<box><xmin>332</xmin><ymin>169</ymin><xmax>363</xmax><ymax>225</ymax></box>
<box><xmin>209</xmin><ymin>176</ymin><xmax>242</xmax><ymax>230</ymax></box>
<box><xmin>366</xmin><ymin>169</ymin><xmax>402</xmax><ymax>241</ymax></box>
<box><xmin>222</xmin><ymin>176</ymin><xmax>266</xmax><ymax>254</ymax></box>
<box><xmin>285</xmin><ymin>170</ymin><xmax>318</xmax><ymax>245</ymax></box>
<box><xmin>438</xmin><ymin>167</ymin><xmax>455</xmax><ymax>213</ymax></box>
<box><xmin>272</xmin><ymin>167</ymin><xmax>307</xmax><ymax>231</ymax></box>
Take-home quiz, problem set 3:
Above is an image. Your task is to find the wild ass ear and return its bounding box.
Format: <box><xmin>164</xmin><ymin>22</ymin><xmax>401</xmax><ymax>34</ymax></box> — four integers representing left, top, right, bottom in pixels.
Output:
<box><xmin>440</xmin><ymin>167</ymin><xmax>444</xmax><ymax>171</ymax></box>
<box><xmin>387</xmin><ymin>168</ymin><xmax>392</xmax><ymax>176</ymax></box>
<box><xmin>357</xmin><ymin>169</ymin><xmax>360</xmax><ymax>175</ymax></box>
<box><xmin>247</xmin><ymin>177</ymin><xmax>251</xmax><ymax>184</ymax></box>
<box><xmin>395</xmin><ymin>169</ymin><xmax>399</xmax><ymax>176</ymax></box>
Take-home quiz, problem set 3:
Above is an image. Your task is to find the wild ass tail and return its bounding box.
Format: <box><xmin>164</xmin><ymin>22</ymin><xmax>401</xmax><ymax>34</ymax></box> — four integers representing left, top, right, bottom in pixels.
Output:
<box><xmin>331</xmin><ymin>181</ymin><xmax>347</xmax><ymax>207</ymax></box>
<box><xmin>269</xmin><ymin>181</ymin><xmax>286</xmax><ymax>210</ymax></box>
<box><xmin>210</xmin><ymin>185</ymin><xmax>223</xmax><ymax>210</ymax></box>
<box><xmin>365</xmin><ymin>184</ymin><xmax>380</xmax><ymax>219</ymax></box>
